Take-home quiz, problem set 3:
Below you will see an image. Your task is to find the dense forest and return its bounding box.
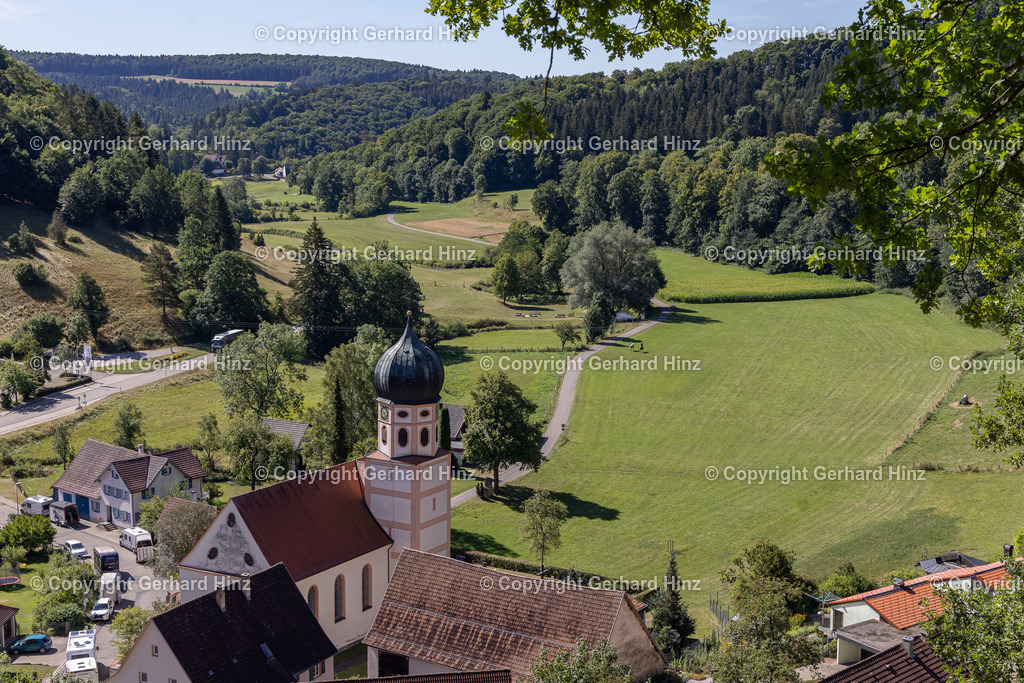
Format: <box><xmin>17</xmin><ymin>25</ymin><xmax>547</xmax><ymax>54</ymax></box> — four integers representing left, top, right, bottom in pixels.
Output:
<box><xmin>188</xmin><ymin>76</ymin><xmax>516</xmax><ymax>158</ymax></box>
<box><xmin>11</xmin><ymin>51</ymin><xmax>519</xmax><ymax>128</ymax></box>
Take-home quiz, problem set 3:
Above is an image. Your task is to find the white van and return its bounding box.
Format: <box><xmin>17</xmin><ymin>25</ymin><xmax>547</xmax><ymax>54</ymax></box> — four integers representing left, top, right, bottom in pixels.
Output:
<box><xmin>20</xmin><ymin>495</ymin><xmax>53</xmax><ymax>516</ymax></box>
<box><xmin>119</xmin><ymin>527</ymin><xmax>153</xmax><ymax>552</ymax></box>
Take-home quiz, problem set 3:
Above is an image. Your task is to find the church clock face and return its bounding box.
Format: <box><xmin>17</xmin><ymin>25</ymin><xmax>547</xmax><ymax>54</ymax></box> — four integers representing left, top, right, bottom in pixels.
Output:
<box><xmin>380</xmin><ymin>406</ymin><xmax>389</xmax><ymax>420</ymax></box>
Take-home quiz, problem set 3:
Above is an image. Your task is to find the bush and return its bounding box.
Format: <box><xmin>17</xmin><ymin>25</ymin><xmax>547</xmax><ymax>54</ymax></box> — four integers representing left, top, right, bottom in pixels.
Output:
<box><xmin>137</xmin><ymin>331</ymin><xmax>172</xmax><ymax>349</ymax></box>
<box><xmin>12</xmin><ymin>262</ymin><xmax>47</xmax><ymax>287</ymax></box>
<box><xmin>0</xmin><ymin>513</ymin><xmax>56</xmax><ymax>550</ymax></box>
<box><xmin>253</xmin><ymin>233</ymin><xmax>266</xmax><ymax>246</ymax></box>
<box><xmin>467</xmin><ymin>318</ymin><xmax>511</xmax><ymax>330</ymax></box>
<box><xmin>0</xmin><ymin>339</ymin><xmax>13</xmax><ymax>358</ymax></box>
<box><xmin>34</xmin><ymin>594</ymin><xmax>86</xmax><ymax>632</ymax></box>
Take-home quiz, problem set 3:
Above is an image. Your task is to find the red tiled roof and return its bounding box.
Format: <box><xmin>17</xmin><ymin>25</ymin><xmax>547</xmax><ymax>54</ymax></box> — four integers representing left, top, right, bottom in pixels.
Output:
<box><xmin>831</xmin><ymin>562</ymin><xmax>1010</xmax><ymax>630</ymax></box>
<box><xmin>819</xmin><ymin>635</ymin><xmax>948</xmax><ymax>682</ymax></box>
<box><xmin>160</xmin><ymin>446</ymin><xmax>207</xmax><ymax>479</ymax></box>
<box><xmin>364</xmin><ymin>550</ymin><xmax>664</xmax><ymax>678</ymax></box>
<box><xmin>230</xmin><ymin>461</ymin><xmax>392</xmax><ymax>581</ymax></box>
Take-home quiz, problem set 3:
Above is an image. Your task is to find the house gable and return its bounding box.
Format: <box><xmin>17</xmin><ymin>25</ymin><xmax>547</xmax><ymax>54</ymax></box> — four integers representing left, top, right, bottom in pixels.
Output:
<box><xmin>179</xmin><ymin>499</ymin><xmax>270</xmax><ymax>579</ymax></box>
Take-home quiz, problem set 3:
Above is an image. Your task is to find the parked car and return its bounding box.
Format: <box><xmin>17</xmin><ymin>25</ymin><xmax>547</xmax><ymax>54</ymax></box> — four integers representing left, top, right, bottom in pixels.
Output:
<box><xmin>8</xmin><ymin>634</ymin><xmax>51</xmax><ymax>654</ymax></box>
<box><xmin>89</xmin><ymin>599</ymin><xmax>114</xmax><ymax>622</ymax></box>
<box><xmin>63</xmin><ymin>539</ymin><xmax>88</xmax><ymax>559</ymax></box>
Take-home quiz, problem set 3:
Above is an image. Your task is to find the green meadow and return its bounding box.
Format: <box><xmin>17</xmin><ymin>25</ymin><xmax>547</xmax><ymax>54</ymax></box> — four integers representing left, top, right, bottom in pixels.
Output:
<box><xmin>451</xmin><ymin>293</ymin><xmax>1016</xmax><ymax>629</ymax></box>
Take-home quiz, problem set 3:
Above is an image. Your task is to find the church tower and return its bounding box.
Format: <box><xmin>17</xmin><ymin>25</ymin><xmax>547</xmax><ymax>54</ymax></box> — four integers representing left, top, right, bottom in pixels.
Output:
<box><xmin>363</xmin><ymin>314</ymin><xmax>451</xmax><ymax>567</ymax></box>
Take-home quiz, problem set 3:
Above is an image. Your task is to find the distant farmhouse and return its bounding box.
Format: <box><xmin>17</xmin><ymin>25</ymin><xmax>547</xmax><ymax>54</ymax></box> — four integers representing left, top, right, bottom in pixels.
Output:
<box><xmin>53</xmin><ymin>440</ymin><xmax>205</xmax><ymax>527</ymax></box>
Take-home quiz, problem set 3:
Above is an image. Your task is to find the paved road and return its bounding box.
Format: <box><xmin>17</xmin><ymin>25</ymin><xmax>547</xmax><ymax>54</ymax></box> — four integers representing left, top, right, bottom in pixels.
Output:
<box><xmin>0</xmin><ymin>496</ymin><xmax>163</xmax><ymax>672</ymax></box>
<box><xmin>452</xmin><ymin>299</ymin><xmax>674</xmax><ymax>507</ymax></box>
<box><xmin>386</xmin><ymin>213</ymin><xmax>492</xmax><ymax>245</ymax></box>
<box><xmin>0</xmin><ymin>354</ymin><xmax>214</xmax><ymax>436</ymax></box>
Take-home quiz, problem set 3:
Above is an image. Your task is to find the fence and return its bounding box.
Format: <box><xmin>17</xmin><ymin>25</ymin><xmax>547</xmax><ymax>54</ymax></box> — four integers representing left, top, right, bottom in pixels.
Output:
<box><xmin>710</xmin><ymin>593</ymin><xmax>731</xmax><ymax>639</ymax></box>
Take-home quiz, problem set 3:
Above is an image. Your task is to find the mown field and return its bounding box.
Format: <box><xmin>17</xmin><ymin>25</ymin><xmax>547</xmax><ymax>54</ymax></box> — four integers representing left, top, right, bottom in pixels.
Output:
<box><xmin>451</xmin><ymin>293</ymin><xmax>1014</xmax><ymax>632</ymax></box>
<box><xmin>656</xmin><ymin>249</ymin><xmax>874</xmax><ymax>303</ymax></box>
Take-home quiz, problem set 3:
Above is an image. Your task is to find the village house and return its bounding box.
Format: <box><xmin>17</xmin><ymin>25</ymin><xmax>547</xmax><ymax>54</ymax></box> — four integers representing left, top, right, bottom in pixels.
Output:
<box><xmin>827</xmin><ymin>560</ymin><xmax>1011</xmax><ymax>665</ymax></box>
<box><xmin>363</xmin><ymin>550</ymin><xmax>666</xmax><ymax>681</ymax></box>
<box><xmin>178</xmin><ymin>317</ymin><xmax>452</xmax><ymax>677</ymax></box>
<box><xmin>52</xmin><ymin>440</ymin><xmax>205</xmax><ymax>527</ymax></box>
<box><xmin>819</xmin><ymin>635</ymin><xmax>949</xmax><ymax>683</ymax></box>
<box><xmin>110</xmin><ymin>564</ymin><xmax>336</xmax><ymax>683</ymax></box>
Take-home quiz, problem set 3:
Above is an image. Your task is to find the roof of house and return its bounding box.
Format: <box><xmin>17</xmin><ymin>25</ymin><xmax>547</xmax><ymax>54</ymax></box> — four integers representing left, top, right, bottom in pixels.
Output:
<box><xmin>819</xmin><ymin>635</ymin><xmax>948</xmax><ymax>683</ymax></box>
<box><xmin>831</xmin><ymin>562</ymin><xmax>1010</xmax><ymax>630</ymax></box>
<box><xmin>150</xmin><ymin>563</ymin><xmax>335</xmax><ymax>683</ymax></box>
<box><xmin>0</xmin><ymin>605</ymin><xmax>18</xmax><ymax>624</ymax></box>
<box><xmin>444</xmin><ymin>404</ymin><xmax>465</xmax><ymax>439</ymax></box>
<box><xmin>110</xmin><ymin>456</ymin><xmax>167</xmax><ymax>494</ymax></box>
<box><xmin>54</xmin><ymin>439</ymin><xmax>142</xmax><ymax>498</ymax></box>
<box><xmin>261</xmin><ymin>418</ymin><xmax>309</xmax><ymax>450</ymax></box>
<box><xmin>834</xmin><ymin>620</ymin><xmax>924</xmax><ymax>655</ymax></box>
<box><xmin>54</xmin><ymin>440</ymin><xmax>205</xmax><ymax>500</ymax></box>
<box><xmin>348</xmin><ymin>673</ymin><xmax>513</xmax><ymax>683</ymax></box>
<box><xmin>229</xmin><ymin>460</ymin><xmax>391</xmax><ymax>581</ymax></box>
<box><xmin>915</xmin><ymin>552</ymin><xmax>988</xmax><ymax>574</ymax></box>
<box><xmin>364</xmin><ymin>550</ymin><xmax>656</xmax><ymax>678</ymax></box>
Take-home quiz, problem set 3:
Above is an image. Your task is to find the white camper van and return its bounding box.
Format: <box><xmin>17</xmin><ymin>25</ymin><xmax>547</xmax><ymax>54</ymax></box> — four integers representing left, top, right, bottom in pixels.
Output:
<box><xmin>19</xmin><ymin>495</ymin><xmax>53</xmax><ymax>516</ymax></box>
<box><xmin>65</xmin><ymin>629</ymin><xmax>96</xmax><ymax>661</ymax></box>
<box><xmin>64</xmin><ymin>656</ymin><xmax>99</xmax><ymax>683</ymax></box>
<box><xmin>119</xmin><ymin>527</ymin><xmax>153</xmax><ymax>552</ymax></box>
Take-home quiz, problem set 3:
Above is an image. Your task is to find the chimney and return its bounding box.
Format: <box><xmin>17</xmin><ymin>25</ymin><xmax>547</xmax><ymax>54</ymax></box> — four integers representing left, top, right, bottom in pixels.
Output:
<box><xmin>137</xmin><ymin>444</ymin><xmax>145</xmax><ymax>454</ymax></box>
<box><xmin>148</xmin><ymin>447</ymin><xmax>154</xmax><ymax>456</ymax></box>
<box><xmin>893</xmin><ymin>577</ymin><xmax>905</xmax><ymax>589</ymax></box>
<box><xmin>902</xmin><ymin>636</ymin><xmax>915</xmax><ymax>659</ymax></box>
<box><xmin>1005</xmin><ymin>544</ymin><xmax>1015</xmax><ymax>559</ymax></box>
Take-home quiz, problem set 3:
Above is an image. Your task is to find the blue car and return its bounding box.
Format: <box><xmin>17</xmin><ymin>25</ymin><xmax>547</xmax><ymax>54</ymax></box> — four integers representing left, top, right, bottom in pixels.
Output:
<box><xmin>9</xmin><ymin>634</ymin><xmax>51</xmax><ymax>654</ymax></box>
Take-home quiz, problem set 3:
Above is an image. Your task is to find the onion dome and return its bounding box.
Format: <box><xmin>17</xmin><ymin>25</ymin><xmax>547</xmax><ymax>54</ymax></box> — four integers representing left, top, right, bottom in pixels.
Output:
<box><xmin>373</xmin><ymin>314</ymin><xmax>444</xmax><ymax>404</ymax></box>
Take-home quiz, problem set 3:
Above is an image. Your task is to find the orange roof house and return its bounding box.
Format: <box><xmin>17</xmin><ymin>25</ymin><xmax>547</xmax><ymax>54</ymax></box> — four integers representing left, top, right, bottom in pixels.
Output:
<box><xmin>828</xmin><ymin>561</ymin><xmax>1012</xmax><ymax>665</ymax></box>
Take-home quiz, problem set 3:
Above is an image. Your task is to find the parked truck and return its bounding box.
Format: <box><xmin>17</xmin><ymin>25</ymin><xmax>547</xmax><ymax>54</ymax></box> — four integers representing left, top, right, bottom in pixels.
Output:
<box><xmin>211</xmin><ymin>328</ymin><xmax>244</xmax><ymax>352</ymax></box>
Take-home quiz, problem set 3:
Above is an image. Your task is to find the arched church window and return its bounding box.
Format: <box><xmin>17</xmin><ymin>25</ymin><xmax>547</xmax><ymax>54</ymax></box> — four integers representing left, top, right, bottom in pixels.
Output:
<box><xmin>381</xmin><ymin>426</ymin><xmax>388</xmax><ymax>445</ymax></box>
<box><xmin>307</xmin><ymin>585</ymin><xmax>318</xmax><ymax>619</ymax></box>
<box><xmin>362</xmin><ymin>565</ymin><xmax>372</xmax><ymax>610</ymax></box>
<box><xmin>420</xmin><ymin>428</ymin><xmax>429</xmax><ymax>447</ymax></box>
<box><xmin>398</xmin><ymin>429</ymin><xmax>408</xmax><ymax>447</ymax></box>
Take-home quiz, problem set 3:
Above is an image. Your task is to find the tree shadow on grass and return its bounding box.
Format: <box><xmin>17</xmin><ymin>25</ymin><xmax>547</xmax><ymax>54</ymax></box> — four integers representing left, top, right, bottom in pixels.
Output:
<box><xmin>451</xmin><ymin>529</ymin><xmax>514</xmax><ymax>556</ymax></box>
<box><xmin>490</xmin><ymin>484</ymin><xmax>620</xmax><ymax>521</ymax></box>
<box><xmin>667</xmin><ymin>308</ymin><xmax>721</xmax><ymax>325</ymax></box>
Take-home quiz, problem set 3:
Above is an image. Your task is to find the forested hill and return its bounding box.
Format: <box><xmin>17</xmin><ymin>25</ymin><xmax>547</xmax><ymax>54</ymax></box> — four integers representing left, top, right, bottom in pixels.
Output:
<box><xmin>11</xmin><ymin>51</ymin><xmax>518</xmax><ymax>127</ymax></box>
<box><xmin>9</xmin><ymin>52</ymin><xmax>516</xmax><ymax>88</ymax></box>
<box><xmin>294</xmin><ymin>35</ymin><xmax>866</xmax><ymax>205</ymax></box>
<box><xmin>189</xmin><ymin>76</ymin><xmax>516</xmax><ymax>158</ymax></box>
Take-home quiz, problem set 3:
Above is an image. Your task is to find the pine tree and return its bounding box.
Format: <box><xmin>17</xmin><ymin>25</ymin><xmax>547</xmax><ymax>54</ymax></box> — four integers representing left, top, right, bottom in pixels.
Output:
<box><xmin>207</xmin><ymin>186</ymin><xmax>239</xmax><ymax>252</ymax></box>
<box><xmin>292</xmin><ymin>217</ymin><xmax>345</xmax><ymax>359</ymax></box>
<box><xmin>141</xmin><ymin>243</ymin><xmax>179</xmax><ymax>317</ymax></box>
<box><xmin>651</xmin><ymin>550</ymin><xmax>696</xmax><ymax>656</ymax></box>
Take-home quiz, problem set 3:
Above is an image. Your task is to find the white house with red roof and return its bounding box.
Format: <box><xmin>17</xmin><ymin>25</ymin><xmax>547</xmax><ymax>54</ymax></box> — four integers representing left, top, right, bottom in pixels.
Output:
<box><xmin>828</xmin><ymin>561</ymin><xmax>1013</xmax><ymax>665</ymax></box>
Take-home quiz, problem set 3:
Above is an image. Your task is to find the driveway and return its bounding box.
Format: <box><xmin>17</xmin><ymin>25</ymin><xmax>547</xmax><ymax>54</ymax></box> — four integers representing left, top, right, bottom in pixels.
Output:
<box><xmin>0</xmin><ymin>496</ymin><xmax>164</xmax><ymax>672</ymax></box>
<box><xmin>0</xmin><ymin>354</ymin><xmax>213</xmax><ymax>436</ymax></box>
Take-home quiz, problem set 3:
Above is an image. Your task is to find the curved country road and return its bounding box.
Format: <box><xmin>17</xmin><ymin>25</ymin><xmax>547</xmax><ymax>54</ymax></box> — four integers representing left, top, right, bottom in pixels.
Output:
<box><xmin>451</xmin><ymin>299</ymin><xmax>674</xmax><ymax>507</ymax></box>
<box><xmin>0</xmin><ymin>354</ymin><xmax>214</xmax><ymax>436</ymax></box>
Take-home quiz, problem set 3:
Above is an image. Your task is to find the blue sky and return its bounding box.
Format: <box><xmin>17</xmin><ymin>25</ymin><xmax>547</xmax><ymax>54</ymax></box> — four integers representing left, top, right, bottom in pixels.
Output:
<box><xmin>0</xmin><ymin>0</ymin><xmax>865</xmax><ymax>76</ymax></box>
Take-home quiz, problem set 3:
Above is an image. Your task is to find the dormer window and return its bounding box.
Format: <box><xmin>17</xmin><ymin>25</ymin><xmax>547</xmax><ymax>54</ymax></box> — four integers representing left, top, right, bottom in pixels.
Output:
<box><xmin>162</xmin><ymin>465</ymin><xmax>171</xmax><ymax>475</ymax></box>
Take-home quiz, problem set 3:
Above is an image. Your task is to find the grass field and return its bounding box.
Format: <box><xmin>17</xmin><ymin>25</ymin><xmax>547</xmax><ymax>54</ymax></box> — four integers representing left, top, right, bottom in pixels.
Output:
<box><xmin>657</xmin><ymin>249</ymin><xmax>874</xmax><ymax>303</ymax></box>
<box><xmin>451</xmin><ymin>293</ymin><xmax>1013</xmax><ymax>630</ymax></box>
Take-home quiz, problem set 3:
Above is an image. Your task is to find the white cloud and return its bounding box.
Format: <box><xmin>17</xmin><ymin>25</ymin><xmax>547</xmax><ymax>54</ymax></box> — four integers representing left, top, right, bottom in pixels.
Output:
<box><xmin>0</xmin><ymin>1</ymin><xmax>43</xmax><ymax>22</ymax></box>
